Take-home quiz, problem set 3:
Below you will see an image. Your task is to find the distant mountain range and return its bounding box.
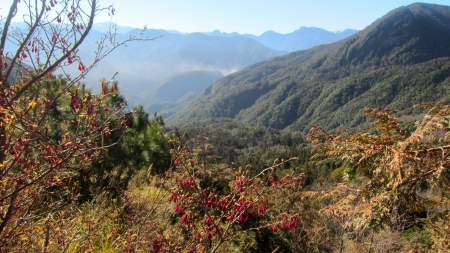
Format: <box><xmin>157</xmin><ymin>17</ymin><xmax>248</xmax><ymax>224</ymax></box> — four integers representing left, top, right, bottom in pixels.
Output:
<box><xmin>204</xmin><ymin>27</ymin><xmax>358</xmax><ymax>52</ymax></box>
<box><xmin>85</xmin><ymin>24</ymin><xmax>358</xmax><ymax>114</ymax></box>
<box><xmin>62</xmin><ymin>28</ymin><xmax>285</xmax><ymax>110</ymax></box>
<box><xmin>4</xmin><ymin>22</ymin><xmax>358</xmax><ymax>116</ymax></box>
<box><xmin>92</xmin><ymin>23</ymin><xmax>358</xmax><ymax>53</ymax></box>
<box><xmin>246</xmin><ymin>28</ymin><xmax>358</xmax><ymax>52</ymax></box>
<box><xmin>167</xmin><ymin>3</ymin><xmax>450</xmax><ymax>133</ymax></box>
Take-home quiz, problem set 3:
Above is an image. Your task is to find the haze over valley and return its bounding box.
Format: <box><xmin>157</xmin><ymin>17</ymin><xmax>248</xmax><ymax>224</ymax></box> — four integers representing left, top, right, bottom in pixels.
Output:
<box><xmin>61</xmin><ymin>25</ymin><xmax>359</xmax><ymax>117</ymax></box>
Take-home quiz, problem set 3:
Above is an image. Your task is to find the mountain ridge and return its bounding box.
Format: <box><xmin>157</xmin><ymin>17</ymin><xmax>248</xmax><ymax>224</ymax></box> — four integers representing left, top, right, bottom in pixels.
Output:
<box><xmin>167</xmin><ymin>3</ymin><xmax>450</xmax><ymax>133</ymax></box>
<box><xmin>244</xmin><ymin>27</ymin><xmax>358</xmax><ymax>52</ymax></box>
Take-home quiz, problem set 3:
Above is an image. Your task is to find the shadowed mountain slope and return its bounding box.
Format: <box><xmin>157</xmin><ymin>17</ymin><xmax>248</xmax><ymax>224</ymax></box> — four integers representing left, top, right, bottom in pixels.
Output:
<box><xmin>168</xmin><ymin>3</ymin><xmax>450</xmax><ymax>133</ymax></box>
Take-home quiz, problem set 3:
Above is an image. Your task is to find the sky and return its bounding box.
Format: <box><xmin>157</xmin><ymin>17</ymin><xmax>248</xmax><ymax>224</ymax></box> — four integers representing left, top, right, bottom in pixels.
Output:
<box><xmin>1</xmin><ymin>0</ymin><xmax>450</xmax><ymax>35</ymax></box>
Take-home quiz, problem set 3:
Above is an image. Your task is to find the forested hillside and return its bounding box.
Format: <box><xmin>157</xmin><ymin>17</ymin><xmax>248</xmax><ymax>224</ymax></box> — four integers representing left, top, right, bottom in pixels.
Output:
<box><xmin>170</xmin><ymin>118</ymin><xmax>308</xmax><ymax>171</ymax></box>
<box><xmin>170</xmin><ymin>3</ymin><xmax>450</xmax><ymax>133</ymax></box>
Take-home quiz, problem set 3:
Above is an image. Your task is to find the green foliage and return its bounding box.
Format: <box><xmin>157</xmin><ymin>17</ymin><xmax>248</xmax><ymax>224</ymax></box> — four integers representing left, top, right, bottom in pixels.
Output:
<box><xmin>80</xmin><ymin>103</ymin><xmax>172</xmax><ymax>199</ymax></box>
<box><xmin>172</xmin><ymin>118</ymin><xmax>309</xmax><ymax>177</ymax></box>
<box><xmin>23</xmin><ymin>76</ymin><xmax>171</xmax><ymax>201</ymax></box>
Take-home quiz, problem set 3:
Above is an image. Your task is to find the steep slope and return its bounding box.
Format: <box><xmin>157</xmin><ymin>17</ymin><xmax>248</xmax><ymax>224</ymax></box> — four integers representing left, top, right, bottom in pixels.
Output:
<box><xmin>145</xmin><ymin>70</ymin><xmax>223</xmax><ymax>118</ymax></box>
<box><xmin>147</xmin><ymin>71</ymin><xmax>223</xmax><ymax>103</ymax></box>
<box><xmin>168</xmin><ymin>3</ymin><xmax>450</xmax><ymax>133</ymax></box>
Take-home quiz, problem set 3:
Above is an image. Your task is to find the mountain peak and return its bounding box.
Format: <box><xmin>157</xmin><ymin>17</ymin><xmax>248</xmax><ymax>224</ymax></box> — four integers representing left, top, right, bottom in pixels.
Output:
<box><xmin>204</xmin><ymin>30</ymin><xmax>241</xmax><ymax>37</ymax></box>
<box><xmin>347</xmin><ymin>2</ymin><xmax>450</xmax><ymax>67</ymax></box>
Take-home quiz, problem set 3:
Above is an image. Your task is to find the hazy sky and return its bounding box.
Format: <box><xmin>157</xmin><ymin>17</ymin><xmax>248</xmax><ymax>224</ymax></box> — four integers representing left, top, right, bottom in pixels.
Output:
<box><xmin>2</xmin><ymin>1</ymin><xmax>450</xmax><ymax>35</ymax></box>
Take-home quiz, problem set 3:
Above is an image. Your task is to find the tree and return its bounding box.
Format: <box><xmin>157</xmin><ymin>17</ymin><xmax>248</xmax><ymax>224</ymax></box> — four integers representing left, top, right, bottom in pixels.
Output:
<box><xmin>308</xmin><ymin>103</ymin><xmax>450</xmax><ymax>251</ymax></box>
<box><xmin>0</xmin><ymin>0</ymin><xmax>161</xmax><ymax>247</ymax></box>
<box><xmin>81</xmin><ymin>107</ymin><xmax>172</xmax><ymax>200</ymax></box>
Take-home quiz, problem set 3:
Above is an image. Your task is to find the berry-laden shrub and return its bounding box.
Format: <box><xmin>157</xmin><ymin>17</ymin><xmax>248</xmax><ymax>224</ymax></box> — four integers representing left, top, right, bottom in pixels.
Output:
<box><xmin>153</xmin><ymin>134</ymin><xmax>306</xmax><ymax>252</ymax></box>
<box><xmin>0</xmin><ymin>0</ymin><xmax>162</xmax><ymax>249</ymax></box>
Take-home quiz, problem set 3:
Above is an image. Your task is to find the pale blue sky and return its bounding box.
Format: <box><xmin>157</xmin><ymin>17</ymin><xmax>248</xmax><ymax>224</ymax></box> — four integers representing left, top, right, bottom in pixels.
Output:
<box><xmin>2</xmin><ymin>1</ymin><xmax>450</xmax><ymax>35</ymax></box>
